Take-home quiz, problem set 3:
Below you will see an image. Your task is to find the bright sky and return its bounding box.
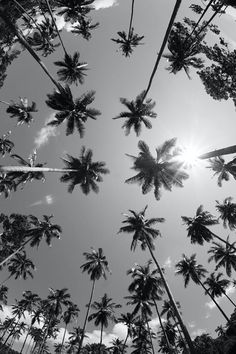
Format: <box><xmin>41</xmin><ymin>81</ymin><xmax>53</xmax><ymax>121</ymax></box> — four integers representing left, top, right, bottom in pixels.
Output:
<box><xmin>1</xmin><ymin>0</ymin><xmax>236</xmax><ymax>352</ymax></box>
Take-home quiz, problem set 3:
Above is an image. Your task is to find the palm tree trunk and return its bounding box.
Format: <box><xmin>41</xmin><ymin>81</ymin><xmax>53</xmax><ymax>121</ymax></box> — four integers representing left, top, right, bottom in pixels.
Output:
<box><xmin>153</xmin><ymin>298</ymin><xmax>173</xmax><ymax>353</ymax></box>
<box><xmin>145</xmin><ymin>239</ymin><xmax>195</xmax><ymax>353</ymax></box>
<box><xmin>20</xmin><ymin>325</ymin><xmax>31</xmax><ymax>354</ymax></box>
<box><xmin>197</xmin><ymin>278</ymin><xmax>230</xmax><ymax>322</ymax></box>
<box><xmin>0</xmin><ymin>274</ymin><xmax>12</xmax><ymax>287</ymax></box>
<box><xmin>198</xmin><ymin>145</ymin><xmax>236</xmax><ymax>160</ymax></box>
<box><xmin>127</xmin><ymin>0</ymin><xmax>135</xmax><ymax>41</ymax></box>
<box><xmin>0</xmin><ymin>8</ymin><xmax>63</xmax><ymax>94</ymax></box>
<box><xmin>144</xmin><ymin>314</ymin><xmax>155</xmax><ymax>354</ymax></box>
<box><xmin>60</xmin><ymin>324</ymin><xmax>68</xmax><ymax>354</ymax></box>
<box><xmin>142</xmin><ymin>0</ymin><xmax>182</xmax><ymax>101</ymax></box>
<box><xmin>25</xmin><ymin>336</ymin><xmax>33</xmax><ymax>354</ymax></box>
<box><xmin>4</xmin><ymin>318</ymin><xmax>20</xmax><ymax>346</ymax></box>
<box><xmin>77</xmin><ymin>279</ymin><xmax>96</xmax><ymax>353</ymax></box>
<box><xmin>223</xmin><ymin>291</ymin><xmax>236</xmax><ymax>308</ymax></box>
<box><xmin>0</xmin><ymin>100</ymin><xmax>11</xmax><ymax>106</ymax></box>
<box><xmin>99</xmin><ymin>322</ymin><xmax>104</xmax><ymax>354</ymax></box>
<box><xmin>211</xmin><ymin>232</ymin><xmax>236</xmax><ymax>253</ymax></box>
<box><xmin>0</xmin><ymin>166</ymin><xmax>75</xmax><ymax>173</ymax></box>
<box><xmin>121</xmin><ymin>332</ymin><xmax>129</xmax><ymax>354</ymax></box>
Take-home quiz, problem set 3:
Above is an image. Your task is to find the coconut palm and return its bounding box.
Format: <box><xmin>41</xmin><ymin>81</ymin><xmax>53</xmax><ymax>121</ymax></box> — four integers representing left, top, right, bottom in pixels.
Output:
<box><xmin>0</xmin><ymin>132</ymin><xmax>14</xmax><ymax>157</ymax></box>
<box><xmin>0</xmin><ymin>174</ymin><xmax>16</xmax><ymax>198</ymax></box>
<box><xmin>46</xmin><ymin>85</ymin><xmax>100</xmax><ymax>136</ymax></box>
<box><xmin>208</xmin><ymin>239</ymin><xmax>236</xmax><ymax>277</ymax></box>
<box><xmin>88</xmin><ymin>294</ymin><xmax>121</xmax><ymax>353</ymax></box>
<box><xmin>117</xmin><ymin>312</ymin><xmax>137</xmax><ymax>353</ymax></box>
<box><xmin>158</xmin><ymin>320</ymin><xmax>177</xmax><ymax>352</ymax></box>
<box><xmin>131</xmin><ymin>319</ymin><xmax>153</xmax><ymax>354</ymax></box>
<box><xmin>207</xmin><ymin>156</ymin><xmax>236</xmax><ymax>187</ymax></box>
<box><xmin>181</xmin><ymin>205</ymin><xmax>236</xmax><ymax>251</ymax></box>
<box><xmin>56</xmin><ymin>0</ymin><xmax>95</xmax><ymax>23</ymax></box>
<box><xmin>216</xmin><ymin>197</ymin><xmax>236</xmax><ymax>230</ymax></box>
<box><xmin>0</xmin><ymin>147</ymin><xmax>109</xmax><ymax>194</ymax></box>
<box><xmin>111</xmin><ymin>28</ymin><xmax>144</xmax><ymax>57</ymax></box>
<box><xmin>0</xmin><ymin>98</ymin><xmax>37</xmax><ymax>125</ymax></box>
<box><xmin>125</xmin><ymin>139</ymin><xmax>189</xmax><ymax>200</ymax></box>
<box><xmin>175</xmin><ymin>254</ymin><xmax>230</xmax><ymax>322</ymax></box>
<box><xmin>204</xmin><ymin>272</ymin><xmax>236</xmax><ymax>308</ymax></box>
<box><xmin>118</xmin><ymin>205</ymin><xmax>194</xmax><ymax>352</ymax></box>
<box><xmin>68</xmin><ymin>326</ymin><xmax>83</xmax><ymax>353</ymax></box>
<box><xmin>78</xmin><ymin>248</ymin><xmax>110</xmax><ymax>352</ymax></box>
<box><xmin>0</xmin><ymin>285</ymin><xmax>8</xmax><ymax>311</ymax></box>
<box><xmin>113</xmin><ymin>91</ymin><xmax>157</xmax><ymax>136</ymax></box>
<box><xmin>71</xmin><ymin>18</ymin><xmax>99</xmax><ymax>40</ymax></box>
<box><xmin>109</xmin><ymin>338</ymin><xmax>125</xmax><ymax>354</ymax></box>
<box><xmin>60</xmin><ymin>303</ymin><xmax>80</xmax><ymax>354</ymax></box>
<box><xmin>54</xmin><ymin>52</ymin><xmax>88</xmax><ymax>86</ymax></box>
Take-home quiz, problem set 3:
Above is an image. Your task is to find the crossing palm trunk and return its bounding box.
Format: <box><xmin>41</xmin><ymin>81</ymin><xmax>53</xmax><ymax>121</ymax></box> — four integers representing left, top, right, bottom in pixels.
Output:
<box><xmin>145</xmin><ymin>238</ymin><xmax>195</xmax><ymax>353</ymax></box>
<box><xmin>223</xmin><ymin>291</ymin><xmax>236</xmax><ymax>308</ymax></box>
<box><xmin>198</xmin><ymin>145</ymin><xmax>236</xmax><ymax>160</ymax></box>
<box><xmin>127</xmin><ymin>0</ymin><xmax>135</xmax><ymax>41</ymax></box>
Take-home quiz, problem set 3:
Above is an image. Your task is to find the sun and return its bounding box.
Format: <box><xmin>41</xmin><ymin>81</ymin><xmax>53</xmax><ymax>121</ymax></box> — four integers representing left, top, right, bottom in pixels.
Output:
<box><xmin>175</xmin><ymin>144</ymin><xmax>202</xmax><ymax>168</ymax></box>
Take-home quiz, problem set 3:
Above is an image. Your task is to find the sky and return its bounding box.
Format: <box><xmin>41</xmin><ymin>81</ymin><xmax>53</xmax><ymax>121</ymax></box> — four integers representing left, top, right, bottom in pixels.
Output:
<box><xmin>1</xmin><ymin>0</ymin><xmax>236</xmax><ymax>352</ymax></box>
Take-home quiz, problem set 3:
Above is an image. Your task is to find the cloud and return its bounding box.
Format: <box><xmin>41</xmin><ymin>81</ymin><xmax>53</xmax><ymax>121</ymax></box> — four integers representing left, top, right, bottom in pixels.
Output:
<box><xmin>205</xmin><ymin>284</ymin><xmax>236</xmax><ymax>310</ymax></box>
<box><xmin>163</xmin><ymin>256</ymin><xmax>172</xmax><ymax>269</ymax></box>
<box><xmin>191</xmin><ymin>328</ymin><xmax>206</xmax><ymax>338</ymax></box>
<box><xmin>188</xmin><ymin>322</ymin><xmax>196</xmax><ymax>329</ymax></box>
<box><xmin>30</xmin><ymin>194</ymin><xmax>54</xmax><ymax>207</ymax></box>
<box><xmin>34</xmin><ymin>114</ymin><xmax>59</xmax><ymax>149</ymax></box>
<box><xmin>93</xmin><ymin>0</ymin><xmax>118</xmax><ymax>10</ymax></box>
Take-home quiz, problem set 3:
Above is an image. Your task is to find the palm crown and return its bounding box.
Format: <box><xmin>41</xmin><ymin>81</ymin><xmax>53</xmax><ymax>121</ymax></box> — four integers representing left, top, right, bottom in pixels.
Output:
<box><xmin>126</xmin><ymin>139</ymin><xmax>189</xmax><ymax>200</ymax></box>
<box><xmin>113</xmin><ymin>91</ymin><xmax>157</xmax><ymax>136</ymax></box>
<box><xmin>0</xmin><ymin>132</ymin><xmax>14</xmax><ymax>157</ymax></box>
<box><xmin>6</xmin><ymin>98</ymin><xmax>37</xmax><ymax>125</ymax></box>
<box><xmin>111</xmin><ymin>28</ymin><xmax>144</xmax><ymax>57</ymax></box>
<box><xmin>71</xmin><ymin>18</ymin><xmax>99</xmax><ymax>40</ymax></box>
<box><xmin>80</xmin><ymin>247</ymin><xmax>110</xmax><ymax>280</ymax></box>
<box><xmin>207</xmin><ymin>156</ymin><xmax>236</xmax><ymax>187</ymax></box>
<box><xmin>216</xmin><ymin>197</ymin><xmax>236</xmax><ymax>230</ymax></box>
<box><xmin>46</xmin><ymin>85</ymin><xmax>100</xmax><ymax>136</ymax></box>
<box><xmin>175</xmin><ymin>254</ymin><xmax>208</xmax><ymax>287</ymax></box>
<box><xmin>208</xmin><ymin>239</ymin><xmax>236</xmax><ymax>277</ymax></box>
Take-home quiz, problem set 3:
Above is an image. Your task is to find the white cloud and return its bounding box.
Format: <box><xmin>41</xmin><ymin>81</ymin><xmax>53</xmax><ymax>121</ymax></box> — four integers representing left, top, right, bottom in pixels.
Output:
<box><xmin>163</xmin><ymin>256</ymin><xmax>172</xmax><ymax>269</ymax></box>
<box><xmin>93</xmin><ymin>0</ymin><xmax>118</xmax><ymax>10</ymax></box>
<box><xmin>205</xmin><ymin>284</ymin><xmax>236</xmax><ymax>310</ymax></box>
<box><xmin>30</xmin><ymin>194</ymin><xmax>54</xmax><ymax>207</ymax></box>
<box><xmin>34</xmin><ymin>114</ymin><xmax>59</xmax><ymax>149</ymax></box>
<box><xmin>188</xmin><ymin>322</ymin><xmax>196</xmax><ymax>329</ymax></box>
<box><xmin>191</xmin><ymin>328</ymin><xmax>206</xmax><ymax>338</ymax></box>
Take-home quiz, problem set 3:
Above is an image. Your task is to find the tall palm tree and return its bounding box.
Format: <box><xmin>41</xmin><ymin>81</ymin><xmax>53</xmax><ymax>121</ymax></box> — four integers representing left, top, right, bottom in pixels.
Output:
<box><xmin>113</xmin><ymin>91</ymin><xmax>157</xmax><ymax>136</ymax></box>
<box><xmin>68</xmin><ymin>326</ymin><xmax>83</xmax><ymax>353</ymax></box>
<box><xmin>0</xmin><ymin>147</ymin><xmax>109</xmax><ymax>194</ymax></box>
<box><xmin>71</xmin><ymin>18</ymin><xmax>99</xmax><ymax>40</ymax></box>
<box><xmin>109</xmin><ymin>338</ymin><xmax>125</xmax><ymax>354</ymax></box>
<box><xmin>204</xmin><ymin>272</ymin><xmax>236</xmax><ymax>308</ymax></box>
<box><xmin>111</xmin><ymin>28</ymin><xmax>144</xmax><ymax>57</ymax></box>
<box><xmin>208</xmin><ymin>239</ymin><xmax>236</xmax><ymax>277</ymax></box>
<box><xmin>118</xmin><ymin>205</ymin><xmax>195</xmax><ymax>353</ymax></box>
<box><xmin>175</xmin><ymin>254</ymin><xmax>230</xmax><ymax>322</ymax></box>
<box><xmin>0</xmin><ymin>285</ymin><xmax>8</xmax><ymax>311</ymax></box>
<box><xmin>216</xmin><ymin>197</ymin><xmax>236</xmax><ymax>230</ymax></box>
<box><xmin>131</xmin><ymin>318</ymin><xmax>153</xmax><ymax>354</ymax></box>
<box><xmin>54</xmin><ymin>52</ymin><xmax>88</xmax><ymax>86</ymax></box>
<box><xmin>88</xmin><ymin>294</ymin><xmax>121</xmax><ymax>353</ymax></box>
<box><xmin>46</xmin><ymin>85</ymin><xmax>100</xmax><ymax>136</ymax></box>
<box><xmin>78</xmin><ymin>248</ymin><xmax>110</xmax><ymax>353</ymax></box>
<box><xmin>125</xmin><ymin>139</ymin><xmax>189</xmax><ymax>200</ymax></box>
<box><xmin>181</xmin><ymin>205</ymin><xmax>236</xmax><ymax>251</ymax></box>
<box><xmin>60</xmin><ymin>303</ymin><xmax>80</xmax><ymax>354</ymax></box>
<box><xmin>117</xmin><ymin>312</ymin><xmax>137</xmax><ymax>354</ymax></box>
<box><xmin>0</xmin><ymin>98</ymin><xmax>37</xmax><ymax>125</ymax></box>
<box><xmin>0</xmin><ymin>132</ymin><xmax>14</xmax><ymax>157</ymax></box>
<box><xmin>56</xmin><ymin>0</ymin><xmax>95</xmax><ymax>24</ymax></box>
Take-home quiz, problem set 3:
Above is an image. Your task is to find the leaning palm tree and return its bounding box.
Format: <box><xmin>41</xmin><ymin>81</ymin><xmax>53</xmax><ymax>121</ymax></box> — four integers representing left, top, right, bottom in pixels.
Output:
<box><xmin>78</xmin><ymin>248</ymin><xmax>110</xmax><ymax>352</ymax></box>
<box><xmin>113</xmin><ymin>91</ymin><xmax>157</xmax><ymax>136</ymax></box>
<box><xmin>204</xmin><ymin>272</ymin><xmax>236</xmax><ymax>308</ymax></box>
<box><xmin>0</xmin><ymin>98</ymin><xmax>37</xmax><ymax>125</ymax></box>
<box><xmin>125</xmin><ymin>139</ymin><xmax>189</xmax><ymax>200</ymax></box>
<box><xmin>118</xmin><ymin>205</ymin><xmax>195</xmax><ymax>353</ymax></box>
<box><xmin>208</xmin><ymin>239</ymin><xmax>236</xmax><ymax>277</ymax></box>
<box><xmin>46</xmin><ymin>85</ymin><xmax>100</xmax><ymax>136</ymax></box>
<box><xmin>216</xmin><ymin>197</ymin><xmax>236</xmax><ymax>230</ymax></box>
<box><xmin>0</xmin><ymin>146</ymin><xmax>109</xmax><ymax>194</ymax></box>
<box><xmin>175</xmin><ymin>254</ymin><xmax>230</xmax><ymax>322</ymax></box>
<box><xmin>181</xmin><ymin>205</ymin><xmax>236</xmax><ymax>251</ymax></box>
<box><xmin>0</xmin><ymin>132</ymin><xmax>14</xmax><ymax>157</ymax></box>
<box><xmin>88</xmin><ymin>294</ymin><xmax>121</xmax><ymax>354</ymax></box>
<box><xmin>54</xmin><ymin>52</ymin><xmax>88</xmax><ymax>86</ymax></box>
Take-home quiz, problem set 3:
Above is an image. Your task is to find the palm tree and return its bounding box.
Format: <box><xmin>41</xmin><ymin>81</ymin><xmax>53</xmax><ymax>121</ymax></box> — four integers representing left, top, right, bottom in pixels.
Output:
<box><xmin>68</xmin><ymin>326</ymin><xmax>83</xmax><ymax>353</ymax></box>
<box><xmin>0</xmin><ymin>174</ymin><xmax>16</xmax><ymax>198</ymax></box>
<box><xmin>78</xmin><ymin>248</ymin><xmax>110</xmax><ymax>352</ymax></box>
<box><xmin>71</xmin><ymin>18</ymin><xmax>99</xmax><ymax>40</ymax></box>
<box><xmin>109</xmin><ymin>338</ymin><xmax>125</xmax><ymax>354</ymax></box>
<box><xmin>117</xmin><ymin>205</ymin><xmax>195</xmax><ymax>352</ymax></box>
<box><xmin>46</xmin><ymin>85</ymin><xmax>100</xmax><ymax>136</ymax></box>
<box><xmin>0</xmin><ymin>98</ymin><xmax>37</xmax><ymax>125</ymax></box>
<box><xmin>0</xmin><ymin>285</ymin><xmax>8</xmax><ymax>311</ymax></box>
<box><xmin>117</xmin><ymin>312</ymin><xmax>137</xmax><ymax>354</ymax></box>
<box><xmin>113</xmin><ymin>91</ymin><xmax>157</xmax><ymax>136</ymax></box>
<box><xmin>216</xmin><ymin>197</ymin><xmax>236</xmax><ymax>230</ymax></box>
<box><xmin>1</xmin><ymin>251</ymin><xmax>35</xmax><ymax>286</ymax></box>
<box><xmin>181</xmin><ymin>205</ymin><xmax>236</xmax><ymax>251</ymax></box>
<box><xmin>88</xmin><ymin>294</ymin><xmax>121</xmax><ymax>353</ymax></box>
<box><xmin>54</xmin><ymin>52</ymin><xmax>88</xmax><ymax>86</ymax></box>
<box><xmin>56</xmin><ymin>0</ymin><xmax>95</xmax><ymax>24</ymax></box>
<box><xmin>60</xmin><ymin>303</ymin><xmax>80</xmax><ymax>354</ymax></box>
<box><xmin>175</xmin><ymin>254</ymin><xmax>230</xmax><ymax>322</ymax></box>
<box><xmin>0</xmin><ymin>132</ymin><xmax>14</xmax><ymax>157</ymax></box>
<box><xmin>0</xmin><ymin>147</ymin><xmax>109</xmax><ymax>194</ymax></box>
<box><xmin>208</xmin><ymin>239</ymin><xmax>236</xmax><ymax>277</ymax></box>
<box><xmin>207</xmin><ymin>156</ymin><xmax>236</xmax><ymax>187</ymax></box>
<box><xmin>204</xmin><ymin>272</ymin><xmax>236</xmax><ymax>308</ymax></box>
<box><xmin>131</xmin><ymin>318</ymin><xmax>153</xmax><ymax>354</ymax></box>
<box><xmin>111</xmin><ymin>28</ymin><xmax>144</xmax><ymax>57</ymax></box>
<box><xmin>125</xmin><ymin>139</ymin><xmax>189</xmax><ymax>200</ymax></box>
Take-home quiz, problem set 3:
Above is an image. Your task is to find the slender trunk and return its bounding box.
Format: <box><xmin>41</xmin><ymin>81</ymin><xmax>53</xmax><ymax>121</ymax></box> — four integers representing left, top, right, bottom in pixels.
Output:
<box><xmin>0</xmin><ymin>8</ymin><xmax>63</xmax><ymax>94</ymax></box>
<box><xmin>0</xmin><ymin>274</ymin><xmax>12</xmax><ymax>287</ymax></box>
<box><xmin>77</xmin><ymin>279</ymin><xmax>96</xmax><ymax>353</ymax></box>
<box><xmin>25</xmin><ymin>336</ymin><xmax>33</xmax><ymax>354</ymax></box>
<box><xmin>0</xmin><ymin>316</ymin><xmax>17</xmax><ymax>340</ymax></box>
<box><xmin>153</xmin><ymin>298</ymin><xmax>173</xmax><ymax>353</ymax></box>
<box><xmin>198</xmin><ymin>278</ymin><xmax>230</xmax><ymax>322</ymax></box>
<box><xmin>0</xmin><ymin>166</ymin><xmax>75</xmax><ymax>173</ymax></box>
<box><xmin>4</xmin><ymin>318</ymin><xmax>20</xmax><ymax>345</ymax></box>
<box><xmin>121</xmin><ymin>332</ymin><xmax>129</xmax><ymax>354</ymax></box>
<box><xmin>145</xmin><ymin>240</ymin><xmax>195</xmax><ymax>353</ymax></box>
<box><xmin>211</xmin><ymin>232</ymin><xmax>236</xmax><ymax>253</ymax></box>
<box><xmin>198</xmin><ymin>145</ymin><xmax>236</xmax><ymax>160</ymax></box>
<box><xmin>60</xmin><ymin>323</ymin><xmax>67</xmax><ymax>354</ymax></box>
<box><xmin>0</xmin><ymin>100</ymin><xmax>11</xmax><ymax>106</ymax></box>
<box><xmin>144</xmin><ymin>314</ymin><xmax>155</xmax><ymax>354</ymax></box>
<box><xmin>38</xmin><ymin>320</ymin><xmax>51</xmax><ymax>354</ymax></box>
<box><xmin>20</xmin><ymin>326</ymin><xmax>31</xmax><ymax>353</ymax></box>
<box><xmin>127</xmin><ymin>0</ymin><xmax>135</xmax><ymax>41</ymax></box>
<box><xmin>99</xmin><ymin>322</ymin><xmax>104</xmax><ymax>354</ymax></box>
<box><xmin>223</xmin><ymin>291</ymin><xmax>236</xmax><ymax>308</ymax></box>
<box><xmin>142</xmin><ymin>0</ymin><xmax>182</xmax><ymax>101</ymax></box>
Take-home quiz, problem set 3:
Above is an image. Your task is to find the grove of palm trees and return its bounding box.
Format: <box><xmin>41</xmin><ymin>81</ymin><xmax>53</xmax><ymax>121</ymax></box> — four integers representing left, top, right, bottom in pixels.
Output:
<box><xmin>1</xmin><ymin>0</ymin><xmax>236</xmax><ymax>353</ymax></box>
